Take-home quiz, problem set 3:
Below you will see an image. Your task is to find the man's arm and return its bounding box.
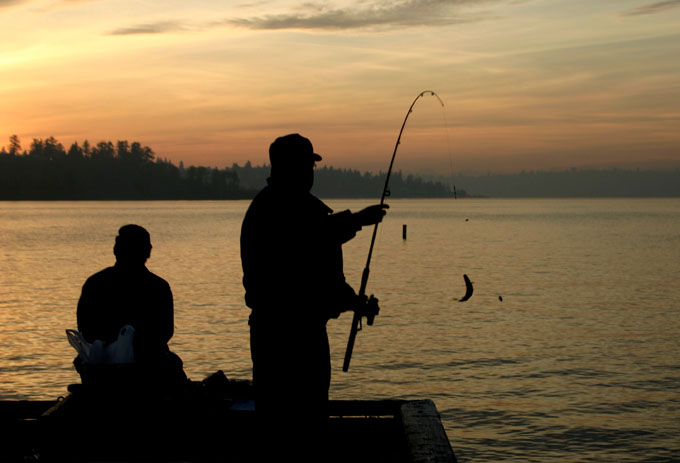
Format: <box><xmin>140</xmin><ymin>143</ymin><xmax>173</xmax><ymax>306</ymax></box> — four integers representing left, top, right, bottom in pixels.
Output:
<box><xmin>325</xmin><ymin>204</ymin><xmax>388</xmax><ymax>244</ymax></box>
<box><xmin>352</xmin><ymin>204</ymin><xmax>389</xmax><ymax>228</ymax></box>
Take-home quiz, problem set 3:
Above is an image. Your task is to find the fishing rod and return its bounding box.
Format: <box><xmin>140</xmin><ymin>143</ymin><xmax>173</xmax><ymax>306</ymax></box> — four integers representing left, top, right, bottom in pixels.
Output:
<box><xmin>342</xmin><ymin>90</ymin><xmax>445</xmax><ymax>372</ymax></box>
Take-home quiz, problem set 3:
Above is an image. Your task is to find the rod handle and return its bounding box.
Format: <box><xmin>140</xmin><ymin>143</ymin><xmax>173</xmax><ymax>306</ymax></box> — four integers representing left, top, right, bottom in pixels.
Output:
<box><xmin>342</xmin><ymin>267</ymin><xmax>370</xmax><ymax>372</ymax></box>
<box><xmin>342</xmin><ymin>312</ymin><xmax>361</xmax><ymax>372</ymax></box>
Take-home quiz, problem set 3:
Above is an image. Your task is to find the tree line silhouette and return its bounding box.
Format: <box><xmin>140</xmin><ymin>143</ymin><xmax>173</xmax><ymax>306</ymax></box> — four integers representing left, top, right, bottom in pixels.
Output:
<box><xmin>0</xmin><ymin>136</ymin><xmax>456</xmax><ymax>200</ymax></box>
<box><xmin>231</xmin><ymin>161</ymin><xmax>458</xmax><ymax>199</ymax></box>
<box><xmin>0</xmin><ymin>136</ymin><xmax>243</xmax><ymax>200</ymax></box>
<box><xmin>4</xmin><ymin>135</ymin><xmax>678</xmax><ymax>199</ymax></box>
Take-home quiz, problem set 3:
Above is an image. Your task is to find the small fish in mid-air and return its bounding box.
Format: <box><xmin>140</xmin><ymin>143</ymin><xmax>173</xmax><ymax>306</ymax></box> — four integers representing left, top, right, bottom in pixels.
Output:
<box><xmin>459</xmin><ymin>274</ymin><xmax>473</xmax><ymax>302</ymax></box>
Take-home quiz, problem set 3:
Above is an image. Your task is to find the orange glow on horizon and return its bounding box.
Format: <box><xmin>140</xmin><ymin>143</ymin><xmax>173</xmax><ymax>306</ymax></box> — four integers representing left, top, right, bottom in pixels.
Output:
<box><xmin>2</xmin><ymin>1</ymin><xmax>679</xmax><ymax>173</ymax></box>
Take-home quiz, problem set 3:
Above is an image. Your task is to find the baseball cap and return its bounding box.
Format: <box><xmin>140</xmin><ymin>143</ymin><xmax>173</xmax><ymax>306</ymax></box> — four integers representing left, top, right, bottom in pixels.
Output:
<box><xmin>269</xmin><ymin>134</ymin><xmax>322</xmax><ymax>167</ymax></box>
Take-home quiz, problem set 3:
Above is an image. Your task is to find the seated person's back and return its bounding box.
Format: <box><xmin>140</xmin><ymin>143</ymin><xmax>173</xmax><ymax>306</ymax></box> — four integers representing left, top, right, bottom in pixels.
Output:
<box><xmin>75</xmin><ymin>224</ymin><xmax>186</xmax><ymax>394</ymax></box>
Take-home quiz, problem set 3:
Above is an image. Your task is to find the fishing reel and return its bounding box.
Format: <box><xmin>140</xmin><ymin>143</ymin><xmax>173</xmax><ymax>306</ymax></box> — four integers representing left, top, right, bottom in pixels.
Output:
<box><xmin>357</xmin><ymin>294</ymin><xmax>380</xmax><ymax>326</ymax></box>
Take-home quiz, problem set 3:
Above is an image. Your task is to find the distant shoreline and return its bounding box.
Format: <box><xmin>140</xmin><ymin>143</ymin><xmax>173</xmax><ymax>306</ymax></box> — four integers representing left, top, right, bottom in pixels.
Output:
<box><xmin>3</xmin><ymin>146</ymin><xmax>679</xmax><ymax>199</ymax></box>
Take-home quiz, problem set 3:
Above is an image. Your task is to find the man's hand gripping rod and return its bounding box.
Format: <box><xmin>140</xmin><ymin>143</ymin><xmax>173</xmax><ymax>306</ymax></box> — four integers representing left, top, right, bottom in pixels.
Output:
<box><xmin>342</xmin><ymin>90</ymin><xmax>444</xmax><ymax>372</ymax></box>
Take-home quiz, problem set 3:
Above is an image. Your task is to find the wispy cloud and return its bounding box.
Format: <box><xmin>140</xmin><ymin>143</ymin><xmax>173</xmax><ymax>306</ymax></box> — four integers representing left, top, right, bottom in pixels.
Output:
<box><xmin>227</xmin><ymin>0</ymin><xmax>492</xmax><ymax>30</ymax></box>
<box><xmin>109</xmin><ymin>21</ymin><xmax>187</xmax><ymax>36</ymax></box>
<box><xmin>107</xmin><ymin>0</ymin><xmax>494</xmax><ymax>35</ymax></box>
<box><xmin>621</xmin><ymin>0</ymin><xmax>680</xmax><ymax>16</ymax></box>
<box><xmin>0</xmin><ymin>0</ymin><xmax>26</xmax><ymax>8</ymax></box>
<box><xmin>234</xmin><ymin>1</ymin><xmax>274</xmax><ymax>8</ymax></box>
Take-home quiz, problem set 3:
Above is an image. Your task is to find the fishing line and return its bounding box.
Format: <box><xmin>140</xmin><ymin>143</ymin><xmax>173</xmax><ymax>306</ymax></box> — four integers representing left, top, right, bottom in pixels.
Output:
<box><xmin>434</xmin><ymin>98</ymin><xmax>504</xmax><ymax>302</ymax></box>
<box><xmin>438</xmin><ymin>97</ymin><xmax>457</xmax><ymax>199</ymax></box>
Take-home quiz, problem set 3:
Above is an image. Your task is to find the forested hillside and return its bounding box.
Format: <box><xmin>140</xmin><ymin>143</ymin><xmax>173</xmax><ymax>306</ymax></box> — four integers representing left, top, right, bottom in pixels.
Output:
<box><xmin>0</xmin><ymin>136</ymin><xmax>456</xmax><ymax>200</ymax></box>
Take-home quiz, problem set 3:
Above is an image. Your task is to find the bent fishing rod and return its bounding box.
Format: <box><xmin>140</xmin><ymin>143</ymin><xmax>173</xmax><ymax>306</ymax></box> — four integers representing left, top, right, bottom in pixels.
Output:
<box><xmin>342</xmin><ymin>90</ymin><xmax>445</xmax><ymax>372</ymax></box>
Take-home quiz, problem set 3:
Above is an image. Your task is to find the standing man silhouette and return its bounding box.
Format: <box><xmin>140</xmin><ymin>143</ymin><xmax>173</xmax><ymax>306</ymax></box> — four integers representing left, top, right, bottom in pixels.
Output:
<box><xmin>240</xmin><ymin>134</ymin><xmax>386</xmax><ymax>457</ymax></box>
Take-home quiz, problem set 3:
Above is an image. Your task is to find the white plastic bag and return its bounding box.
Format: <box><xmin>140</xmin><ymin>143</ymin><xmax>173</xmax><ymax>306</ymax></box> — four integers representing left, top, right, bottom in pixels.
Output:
<box><xmin>66</xmin><ymin>325</ymin><xmax>135</xmax><ymax>364</ymax></box>
<box><xmin>108</xmin><ymin>324</ymin><xmax>135</xmax><ymax>364</ymax></box>
<box><xmin>66</xmin><ymin>329</ymin><xmax>91</xmax><ymax>361</ymax></box>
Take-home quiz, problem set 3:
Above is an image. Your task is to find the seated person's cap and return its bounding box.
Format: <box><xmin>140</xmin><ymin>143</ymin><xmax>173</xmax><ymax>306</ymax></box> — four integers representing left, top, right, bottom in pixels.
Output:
<box><xmin>269</xmin><ymin>134</ymin><xmax>322</xmax><ymax>167</ymax></box>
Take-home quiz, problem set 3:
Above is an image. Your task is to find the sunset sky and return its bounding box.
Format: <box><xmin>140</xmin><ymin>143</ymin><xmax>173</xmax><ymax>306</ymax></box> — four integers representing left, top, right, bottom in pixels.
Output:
<box><xmin>2</xmin><ymin>0</ymin><xmax>679</xmax><ymax>174</ymax></box>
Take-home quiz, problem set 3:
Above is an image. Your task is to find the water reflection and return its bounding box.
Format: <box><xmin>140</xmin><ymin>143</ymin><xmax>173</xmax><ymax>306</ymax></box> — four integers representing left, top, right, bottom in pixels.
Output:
<box><xmin>1</xmin><ymin>199</ymin><xmax>679</xmax><ymax>462</ymax></box>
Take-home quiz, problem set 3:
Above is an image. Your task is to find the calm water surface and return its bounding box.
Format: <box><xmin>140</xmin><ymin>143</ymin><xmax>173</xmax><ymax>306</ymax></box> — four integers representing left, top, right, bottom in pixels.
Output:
<box><xmin>1</xmin><ymin>199</ymin><xmax>679</xmax><ymax>462</ymax></box>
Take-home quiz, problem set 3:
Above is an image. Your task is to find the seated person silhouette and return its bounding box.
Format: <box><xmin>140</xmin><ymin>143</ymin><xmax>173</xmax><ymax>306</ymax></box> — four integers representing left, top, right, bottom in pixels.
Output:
<box><xmin>74</xmin><ymin>224</ymin><xmax>187</xmax><ymax>397</ymax></box>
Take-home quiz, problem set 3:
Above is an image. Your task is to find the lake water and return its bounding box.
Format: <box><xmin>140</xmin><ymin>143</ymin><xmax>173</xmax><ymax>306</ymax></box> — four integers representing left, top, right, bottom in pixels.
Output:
<box><xmin>1</xmin><ymin>199</ymin><xmax>679</xmax><ymax>462</ymax></box>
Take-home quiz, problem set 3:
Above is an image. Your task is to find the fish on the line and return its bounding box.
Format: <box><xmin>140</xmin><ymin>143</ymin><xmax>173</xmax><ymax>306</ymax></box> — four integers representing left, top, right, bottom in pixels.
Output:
<box><xmin>459</xmin><ymin>274</ymin><xmax>473</xmax><ymax>302</ymax></box>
